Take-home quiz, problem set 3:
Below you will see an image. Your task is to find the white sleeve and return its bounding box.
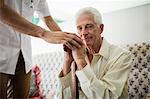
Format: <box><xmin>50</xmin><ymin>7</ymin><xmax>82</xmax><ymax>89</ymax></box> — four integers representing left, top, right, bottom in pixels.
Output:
<box><xmin>34</xmin><ymin>0</ymin><xmax>51</xmax><ymax>17</ymax></box>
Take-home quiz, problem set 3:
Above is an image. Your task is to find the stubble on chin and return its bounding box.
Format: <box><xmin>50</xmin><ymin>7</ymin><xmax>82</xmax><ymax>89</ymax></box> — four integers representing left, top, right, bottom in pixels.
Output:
<box><xmin>84</xmin><ymin>43</ymin><xmax>95</xmax><ymax>54</ymax></box>
<box><xmin>87</xmin><ymin>46</ymin><xmax>95</xmax><ymax>54</ymax></box>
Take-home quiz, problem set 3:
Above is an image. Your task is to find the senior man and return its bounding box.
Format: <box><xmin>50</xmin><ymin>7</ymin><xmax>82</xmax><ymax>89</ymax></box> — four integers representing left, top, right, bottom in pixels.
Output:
<box><xmin>55</xmin><ymin>7</ymin><xmax>132</xmax><ymax>99</ymax></box>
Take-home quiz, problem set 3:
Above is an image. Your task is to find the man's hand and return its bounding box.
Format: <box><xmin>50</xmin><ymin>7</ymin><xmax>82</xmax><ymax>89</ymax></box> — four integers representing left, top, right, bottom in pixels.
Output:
<box><xmin>72</xmin><ymin>44</ymin><xmax>87</xmax><ymax>70</ymax></box>
<box><xmin>62</xmin><ymin>45</ymin><xmax>74</xmax><ymax>76</ymax></box>
<box><xmin>42</xmin><ymin>31</ymin><xmax>83</xmax><ymax>50</ymax></box>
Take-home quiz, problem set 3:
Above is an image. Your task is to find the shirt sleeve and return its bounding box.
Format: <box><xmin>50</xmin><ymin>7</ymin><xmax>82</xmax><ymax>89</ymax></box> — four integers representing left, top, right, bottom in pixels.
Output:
<box><xmin>55</xmin><ymin>71</ymin><xmax>72</xmax><ymax>99</ymax></box>
<box><xmin>34</xmin><ymin>0</ymin><xmax>51</xmax><ymax>17</ymax></box>
<box><xmin>76</xmin><ymin>52</ymin><xmax>132</xmax><ymax>99</ymax></box>
<box><xmin>59</xmin><ymin>71</ymin><xmax>72</xmax><ymax>89</ymax></box>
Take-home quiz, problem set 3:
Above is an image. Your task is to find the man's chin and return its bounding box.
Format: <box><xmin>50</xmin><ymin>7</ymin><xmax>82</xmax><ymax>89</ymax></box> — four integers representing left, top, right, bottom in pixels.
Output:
<box><xmin>86</xmin><ymin>45</ymin><xmax>95</xmax><ymax>54</ymax></box>
<box><xmin>85</xmin><ymin>42</ymin><xmax>92</xmax><ymax>46</ymax></box>
<box><xmin>83</xmin><ymin>41</ymin><xmax>93</xmax><ymax>47</ymax></box>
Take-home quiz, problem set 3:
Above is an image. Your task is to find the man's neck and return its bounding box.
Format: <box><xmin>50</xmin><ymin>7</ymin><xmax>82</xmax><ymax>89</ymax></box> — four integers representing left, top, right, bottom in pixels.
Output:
<box><xmin>88</xmin><ymin>54</ymin><xmax>93</xmax><ymax>63</ymax></box>
<box><xmin>86</xmin><ymin>37</ymin><xmax>103</xmax><ymax>63</ymax></box>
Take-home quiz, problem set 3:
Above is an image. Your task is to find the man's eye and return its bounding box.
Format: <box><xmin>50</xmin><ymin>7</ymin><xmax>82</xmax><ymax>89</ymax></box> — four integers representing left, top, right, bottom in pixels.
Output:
<box><xmin>86</xmin><ymin>25</ymin><xmax>94</xmax><ymax>29</ymax></box>
<box><xmin>78</xmin><ymin>27</ymin><xmax>82</xmax><ymax>31</ymax></box>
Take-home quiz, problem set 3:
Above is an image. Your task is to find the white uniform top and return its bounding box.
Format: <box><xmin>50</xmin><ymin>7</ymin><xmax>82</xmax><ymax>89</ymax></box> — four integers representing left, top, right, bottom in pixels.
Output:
<box><xmin>0</xmin><ymin>0</ymin><xmax>50</xmax><ymax>74</ymax></box>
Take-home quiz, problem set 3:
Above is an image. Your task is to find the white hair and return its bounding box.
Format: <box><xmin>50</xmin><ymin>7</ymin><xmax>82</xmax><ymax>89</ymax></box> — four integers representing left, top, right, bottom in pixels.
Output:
<box><xmin>75</xmin><ymin>7</ymin><xmax>103</xmax><ymax>25</ymax></box>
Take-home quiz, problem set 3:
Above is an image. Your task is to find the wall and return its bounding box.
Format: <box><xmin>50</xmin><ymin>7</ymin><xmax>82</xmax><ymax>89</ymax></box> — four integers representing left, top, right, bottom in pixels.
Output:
<box><xmin>148</xmin><ymin>4</ymin><xmax>150</xmax><ymax>41</ymax></box>
<box><xmin>102</xmin><ymin>4</ymin><xmax>150</xmax><ymax>45</ymax></box>
<box><xmin>103</xmin><ymin>4</ymin><xmax>150</xmax><ymax>44</ymax></box>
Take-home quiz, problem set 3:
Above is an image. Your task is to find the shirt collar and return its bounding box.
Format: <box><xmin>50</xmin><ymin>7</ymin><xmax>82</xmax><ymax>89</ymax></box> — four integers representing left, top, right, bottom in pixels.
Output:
<box><xmin>93</xmin><ymin>38</ymin><xmax>110</xmax><ymax>59</ymax></box>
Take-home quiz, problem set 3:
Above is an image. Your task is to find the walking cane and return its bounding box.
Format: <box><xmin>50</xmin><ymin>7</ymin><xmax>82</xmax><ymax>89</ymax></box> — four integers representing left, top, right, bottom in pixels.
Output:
<box><xmin>73</xmin><ymin>62</ymin><xmax>79</xmax><ymax>99</ymax></box>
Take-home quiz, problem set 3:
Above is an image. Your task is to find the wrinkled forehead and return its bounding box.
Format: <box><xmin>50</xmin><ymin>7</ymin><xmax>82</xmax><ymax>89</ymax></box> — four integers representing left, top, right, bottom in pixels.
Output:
<box><xmin>76</xmin><ymin>13</ymin><xmax>95</xmax><ymax>27</ymax></box>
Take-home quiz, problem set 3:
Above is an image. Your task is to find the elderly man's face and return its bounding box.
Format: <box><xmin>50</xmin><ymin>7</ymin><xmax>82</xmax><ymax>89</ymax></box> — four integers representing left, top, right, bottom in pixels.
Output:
<box><xmin>76</xmin><ymin>13</ymin><xmax>103</xmax><ymax>48</ymax></box>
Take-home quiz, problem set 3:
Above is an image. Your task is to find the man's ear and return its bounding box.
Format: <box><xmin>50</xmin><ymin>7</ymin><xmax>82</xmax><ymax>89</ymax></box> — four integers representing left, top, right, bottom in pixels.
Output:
<box><xmin>99</xmin><ymin>24</ymin><xmax>104</xmax><ymax>34</ymax></box>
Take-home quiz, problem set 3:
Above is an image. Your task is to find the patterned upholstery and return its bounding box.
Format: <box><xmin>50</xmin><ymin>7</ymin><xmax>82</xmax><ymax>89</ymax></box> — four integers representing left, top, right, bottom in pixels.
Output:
<box><xmin>32</xmin><ymin>51</ymin><xmax>64</xmax><ymax>98</ymax></box>
<box><xmin>125</xmin><ymin>42</ymin><xmax>150</xmax><ymax>99</ymax></box>
<box><xmin>31</xmin><ymin>42</ymin><xmax>150</xmax><ymax>98</ymax></box>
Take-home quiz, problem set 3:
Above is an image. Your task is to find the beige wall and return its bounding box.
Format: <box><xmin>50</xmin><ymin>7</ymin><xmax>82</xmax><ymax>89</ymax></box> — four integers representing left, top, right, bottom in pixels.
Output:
<box><xmin>103</xmin><ymin>4</ymin><xmax>150</xmax><ymax>45</ymax></box>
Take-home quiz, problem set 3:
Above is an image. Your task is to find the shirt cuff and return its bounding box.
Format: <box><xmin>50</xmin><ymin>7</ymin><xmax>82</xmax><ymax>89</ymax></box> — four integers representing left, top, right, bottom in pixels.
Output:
<box><xmin>58</xmin><ymin>71</ymin><xmax>72</xmax><ymax>89</ymax></box>
<box><xmin>76</xmin><ymin>65</ymin><xmax>106</xmax><ymax>97</ymax></box>
<box><xmin>76</xmin><ymin>65</ymin><xmax>95</xmax><ymax>85</ymax></box>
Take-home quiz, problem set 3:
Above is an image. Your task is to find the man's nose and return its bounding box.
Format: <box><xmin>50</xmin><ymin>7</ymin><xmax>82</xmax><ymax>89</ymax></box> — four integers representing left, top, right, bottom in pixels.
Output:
<box><xmin>80</xmin><ymin>28</ymin><xmax>88</xmax><ymax>37</ymax></box>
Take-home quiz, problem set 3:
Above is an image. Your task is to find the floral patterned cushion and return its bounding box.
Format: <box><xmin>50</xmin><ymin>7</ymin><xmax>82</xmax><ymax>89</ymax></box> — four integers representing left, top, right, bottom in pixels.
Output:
<box><xmin>124</xmin><ymin>42</ymin><xmax>150</xmax><ymax>99</ymax></box>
